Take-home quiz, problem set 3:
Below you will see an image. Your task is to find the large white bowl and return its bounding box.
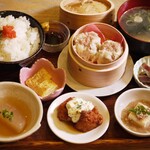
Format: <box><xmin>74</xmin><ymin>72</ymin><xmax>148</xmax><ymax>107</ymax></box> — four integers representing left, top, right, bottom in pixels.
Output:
<box><xmin>0</xmin><ymin>82</ymin><xmax>43</xmax><ymax>142</ymax></box>
<box><xmin>114</xmin><ymin>88</ymin><xmax>150</xmax><ymax>137</ymax></box>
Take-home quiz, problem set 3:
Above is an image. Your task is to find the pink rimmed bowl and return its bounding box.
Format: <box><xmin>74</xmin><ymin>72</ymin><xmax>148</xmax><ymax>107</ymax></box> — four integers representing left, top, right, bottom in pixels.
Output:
<box><xmin>19</xmin><ymin>58</ymin><xmax>66</xmax><ymax>101</ymax></box>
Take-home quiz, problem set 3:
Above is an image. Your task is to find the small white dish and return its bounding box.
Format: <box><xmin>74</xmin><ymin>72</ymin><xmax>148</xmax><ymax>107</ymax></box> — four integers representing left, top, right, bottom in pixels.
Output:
<box><xmin>47</xmin><ymin>92</ymin><xmax>110</xmax><ymax>144</ymax></box>
<box><xmin>114</xmin><ymin>88</ymin><xmax>150</xmax><ymax>137</ymax></box>
<box><xmin>57</xmin><ymin>46</ymin><xmax>134</xmax><ymax>97</ymax></box>
<box><xmin>133</xmin><ymin>56</ymin><xmax>150</xmax><ymax>88</ymax></box>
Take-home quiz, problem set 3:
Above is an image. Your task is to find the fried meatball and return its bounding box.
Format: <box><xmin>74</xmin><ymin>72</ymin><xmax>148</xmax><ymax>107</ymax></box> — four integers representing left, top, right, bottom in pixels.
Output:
<box><xmin>57</xmin><ymin>97</ymin><xmax>103</xmax><ymax>132</ymax></box>
<box><xmin>57</xmin><ymin>98</ymin><xmax>72</xmax><ymax>122</ymax></box>
<box><xmin>74</xmin><ymin>107</ymin><xmax>103</xmax><ymax>132</ymax></box>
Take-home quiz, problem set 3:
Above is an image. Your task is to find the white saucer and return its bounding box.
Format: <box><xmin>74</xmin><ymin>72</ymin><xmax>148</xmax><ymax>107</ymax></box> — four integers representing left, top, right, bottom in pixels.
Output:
<box><xmin>57</xmin><ymin>46</ymin><xmax>134</xmax><ymax>97</ymax></box>
<box><xmin>47</xmin><ymin>92</ymin><xmax>110</xmax><ymax>144</ymax></box>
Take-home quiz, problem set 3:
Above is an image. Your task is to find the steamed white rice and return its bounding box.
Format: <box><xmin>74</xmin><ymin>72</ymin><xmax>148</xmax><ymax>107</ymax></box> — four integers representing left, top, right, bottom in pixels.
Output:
<box><xmin>0</xmin><ymin>15</ymin><xmax>40</xmax><ymax>62</ymax></box>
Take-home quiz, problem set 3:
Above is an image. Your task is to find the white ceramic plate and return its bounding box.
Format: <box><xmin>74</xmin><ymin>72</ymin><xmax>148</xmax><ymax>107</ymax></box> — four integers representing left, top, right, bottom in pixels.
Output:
<box><xmin>114</xmin><ymin>88</ymin><xmax>150</xmax><ymax>137</ymax></box>
<box><xmin>57</xmin><ymin>46</ymin><xmax>134</xmax><ymax>97</ymax></box>
<box><xmin>47</xmin><ymin>92</ymin><xmax>110</xmax><ymax>144</ymax></box>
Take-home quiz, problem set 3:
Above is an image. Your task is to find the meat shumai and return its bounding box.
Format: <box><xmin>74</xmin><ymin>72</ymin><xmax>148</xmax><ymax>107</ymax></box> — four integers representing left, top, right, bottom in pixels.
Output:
<box><xmin>68</xmin><ymin>22</ymin><xmax>129</xmax><ymax>87</ymax></box>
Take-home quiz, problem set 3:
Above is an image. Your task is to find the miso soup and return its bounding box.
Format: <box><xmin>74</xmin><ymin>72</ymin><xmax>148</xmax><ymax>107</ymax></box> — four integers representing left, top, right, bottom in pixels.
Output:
<box><xmin>119</xmin><ymin>7</ymin><xmax>150</xmax><ymax>42</ymax></box>
<box><xmin>0</xmin><ymin>96</ymin><xmax>31</xmax><ymax>137</ymax></box>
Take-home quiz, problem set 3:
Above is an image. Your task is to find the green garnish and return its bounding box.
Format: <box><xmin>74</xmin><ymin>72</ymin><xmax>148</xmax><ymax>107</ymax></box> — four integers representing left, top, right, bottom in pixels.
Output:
<box><xmin>129</xmin><ymin>105</ymin><xmax>150</xmax><ymax>116</ymax></box>
<box><xmin>0</xmin><ymin>109</ymin><xmax>14</xmax><ymax>121</ymax></box>
<box><xmin>76</xmin><ymin>104</ymin><xmax>82</xmax><ymax>109</ymax></box>
<box><xmin>76</xmin><ymin>101</ymin><xmax>83</xmax><ymax>109</ymax></box>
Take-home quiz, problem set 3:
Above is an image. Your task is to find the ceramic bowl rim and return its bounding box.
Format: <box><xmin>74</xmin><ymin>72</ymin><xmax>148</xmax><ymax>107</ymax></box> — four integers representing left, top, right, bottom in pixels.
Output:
<box><xmin>133</xmin><ymin>56</ymin><xmax>150</xmax><ymax>88</ymax></box>
<box><xmin>43</xmin><ymin>20</ymin><xmax>70</xmax><ymax>47</ymax></box>
<box><xmin>60</xmin><ymin>0</ymin><xmax>115</xmax><ymax>16</ymax></box>
<box><xmin>117</xmin><ymin>0</ymin><xmax>150</xmax><ymax>44</ymax></box>
<box><xmin>114</xmin><ymin>88</ymin><xmax>150</xmax><ymax>137</ymax></box>
<box><xmin>0</xmin><ymin>81</ymin><xmax>43</xmax><ymax>142</ymax></box>
<box><xmin>70</xmin><ymin>22</ymin><xmax>129</xmax><ymax>69</ymax></box>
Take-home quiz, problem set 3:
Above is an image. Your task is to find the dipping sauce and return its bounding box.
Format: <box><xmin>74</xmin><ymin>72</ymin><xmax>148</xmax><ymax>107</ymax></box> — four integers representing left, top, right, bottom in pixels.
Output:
<box><xmin>65</xmin><ymin>0</ymin><xmax>110</xmax><ymax>14</ymax></box>
<box><xmin>45</xmin><ymin>31</ymin><xmax>65</xmax><ymax>45</ymax></box>
<box><xmin>119</xmin><ymin>7</ymin><xmax>150</xmax><ymax>42</ymax></box>
<box><xmin>41</xmin><ymin>21</ymin><xmax>70</xmax><ymax>52</ymax></box>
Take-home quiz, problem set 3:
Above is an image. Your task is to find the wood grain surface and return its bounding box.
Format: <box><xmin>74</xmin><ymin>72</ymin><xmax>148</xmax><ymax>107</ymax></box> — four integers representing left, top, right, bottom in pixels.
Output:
<box><xmin>1</xmin><ymin>1</ymin><xmax>150</xmax><ymax>150</ymax></box>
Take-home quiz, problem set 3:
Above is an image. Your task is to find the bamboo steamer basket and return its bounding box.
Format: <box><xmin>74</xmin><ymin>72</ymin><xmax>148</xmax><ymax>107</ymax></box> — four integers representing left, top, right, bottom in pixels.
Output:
<box><xmin>68</xmin><ymin>23</ymin><xmax>129</xmax><ymax>88</ymax></box>
<box><xmin>60</xmin><ymin>0</ymin><xmax>115</xmax><ymax>30</ymax></box>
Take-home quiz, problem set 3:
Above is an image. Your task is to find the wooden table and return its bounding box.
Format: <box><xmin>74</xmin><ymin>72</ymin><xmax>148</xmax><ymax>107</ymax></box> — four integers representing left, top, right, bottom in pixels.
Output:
<box><xmin>0</xmin><ymin>0</ymin><xmax>150</xmax><ymax>150</ymax></box>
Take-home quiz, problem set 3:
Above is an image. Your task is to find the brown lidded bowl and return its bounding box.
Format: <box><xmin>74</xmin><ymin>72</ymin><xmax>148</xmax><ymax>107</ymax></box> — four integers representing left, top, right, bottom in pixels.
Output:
<box><xmin>59</xmin><ymin>0</ymin><xmax>115</xmax><ymax>31</ymax></box>
<box><xmin>68</xmin><ymin>22</ymin><xmax>129</xmax><ymax>88</ymax></box>
<box><xmin>117</xmin><ymin>0</ymin><xmax>150</xmax><ymax>56</ymax></box>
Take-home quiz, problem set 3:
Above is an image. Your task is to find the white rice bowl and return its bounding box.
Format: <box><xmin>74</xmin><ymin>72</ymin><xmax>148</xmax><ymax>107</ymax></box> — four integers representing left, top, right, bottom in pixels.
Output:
<box><xmin>0</xmin><ymin>15</ymin><xmax>40</xmax><ymax>62</ymax></box>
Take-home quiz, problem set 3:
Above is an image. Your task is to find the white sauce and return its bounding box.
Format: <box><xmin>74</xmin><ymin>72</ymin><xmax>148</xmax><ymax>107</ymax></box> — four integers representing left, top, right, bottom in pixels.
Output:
<box><xmin>66</xmin><ymin>97</ymin><xmax>94</xmax><ymax>123</ymax></box>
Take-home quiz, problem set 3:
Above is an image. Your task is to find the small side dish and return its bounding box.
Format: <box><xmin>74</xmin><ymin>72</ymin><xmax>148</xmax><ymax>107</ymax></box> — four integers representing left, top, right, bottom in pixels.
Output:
<box><xmin>20</xmin><ymin>58</ymin><xmax>66</xmax><ymax>101</ymax></box>
<box><xmin>41</xmin><ymin>21</ymin><xmax>70</xmax><ymax>53</ymax></box>
<box><xmin>138</xmin><ymin>63</ymin><xmax>150</xmax><ymax>86</ymax></box>
<box><xmin>57</xmin><ymin>97</ymin><xmax>103</xmax><ymax>132</ymax></box>
<box><xmin>122</xmin><ymin>100</ymin><xmax>150</xmax><ymax>133</ymax></box>
<box><xmin>133</xmin><ymin>56</ymin><xmax>150</xmax><ymax>88</ymax></box>
<box><xmin>115</xmin><ymin>88</ymin><xmax>150</xmax><ymax>137</ymax></box>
